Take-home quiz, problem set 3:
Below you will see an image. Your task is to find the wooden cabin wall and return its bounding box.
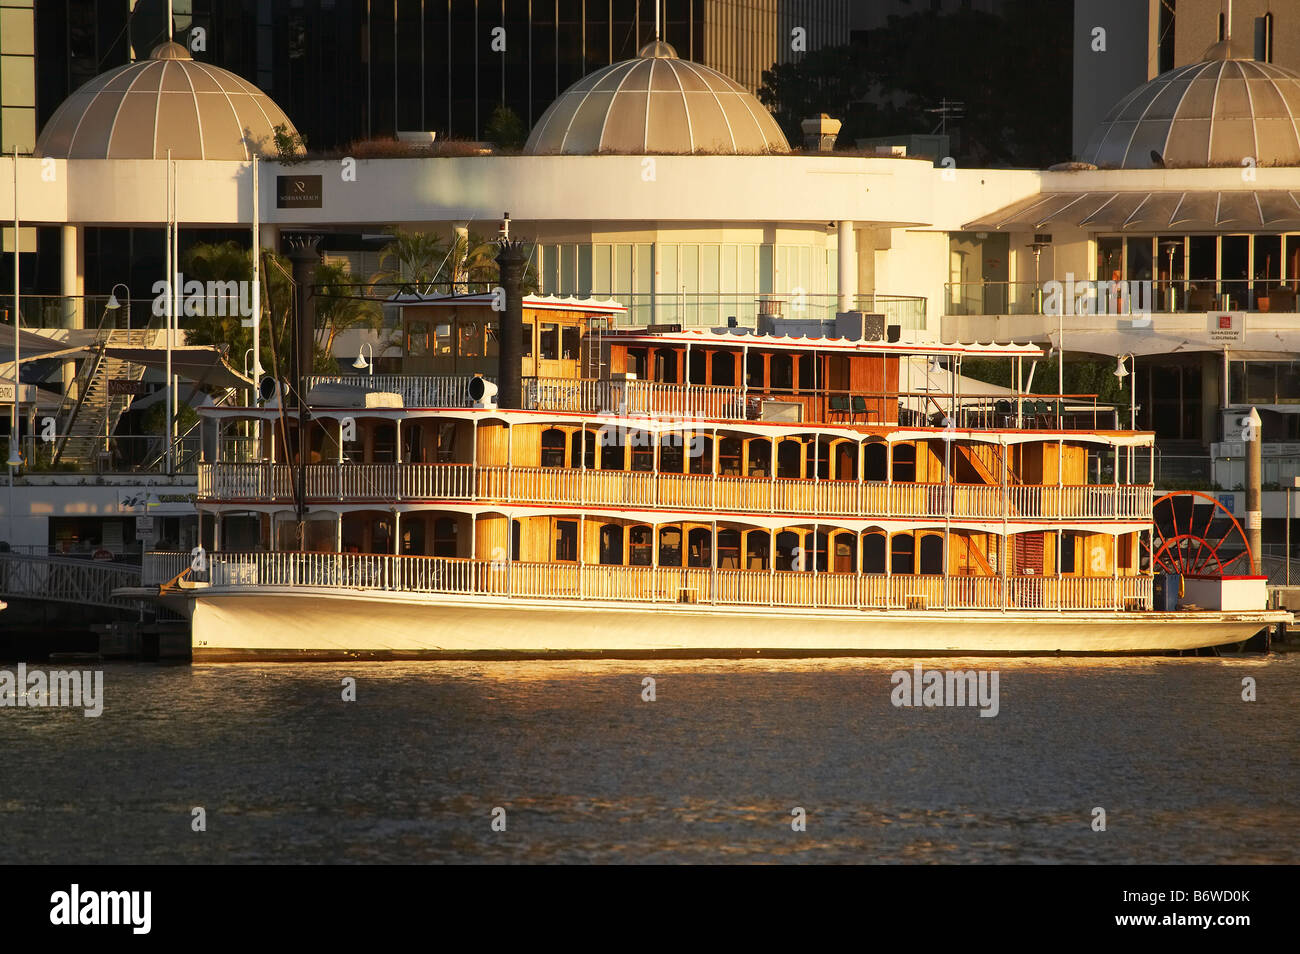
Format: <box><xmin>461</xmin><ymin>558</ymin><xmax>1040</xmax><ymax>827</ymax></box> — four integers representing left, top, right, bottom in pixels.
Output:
<box><xmin>475</xmin><ymin>421</ymin><xmax>510</xmax><ymax>467</ymax></box>
<box><xmin>1060</xmin><ymin>443</ymin><xmax>1089</xmax><ymax>483</ymax></box>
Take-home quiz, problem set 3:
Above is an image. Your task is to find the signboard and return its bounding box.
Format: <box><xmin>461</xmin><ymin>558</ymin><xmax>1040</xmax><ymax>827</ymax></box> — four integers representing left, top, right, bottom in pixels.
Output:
<box><xmin>135</xmin><ymin>516</ymin><xmax>154</xmax><ymax>535</ymax></box>
<box><xmin>276</xmin><ymin>174</ymin><xmax>323</xmax><ymax>209</ymax></box>
<box><xmin>0</xmin><ymin>384</ymin><xmax>37</xmax><ymax>404</ymax></box>
<box><xmin>108</xmin><ymin>379</ymin><xmax>148</xmax><ymax>395</ymax></box>
<box><xmin>1208</xmin><ymin>312</ymin><xmax>1246</xmax><ymax>344</ymax></box>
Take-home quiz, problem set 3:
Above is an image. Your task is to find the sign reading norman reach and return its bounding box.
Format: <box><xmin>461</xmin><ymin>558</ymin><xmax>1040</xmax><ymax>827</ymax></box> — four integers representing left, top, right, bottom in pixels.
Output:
<box><xmin>277</xmin><ymin>174</ymin><xmax>323</xmax><ymax>208</ymax></box>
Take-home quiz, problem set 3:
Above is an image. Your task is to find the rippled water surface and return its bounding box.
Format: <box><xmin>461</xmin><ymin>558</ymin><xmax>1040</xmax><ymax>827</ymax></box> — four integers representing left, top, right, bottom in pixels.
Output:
<box><xmin>1</xmin><ymin>656</ymin><xmax>1296</xmax><ymax>863</ymax></box>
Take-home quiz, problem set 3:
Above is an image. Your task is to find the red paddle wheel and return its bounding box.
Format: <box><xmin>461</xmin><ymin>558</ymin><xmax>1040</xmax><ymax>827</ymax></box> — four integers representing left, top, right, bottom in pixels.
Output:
<box><xmin>1146</xmin><ymin>491</ymin><xmax>1255</xmax><ymax>577</ymax></box>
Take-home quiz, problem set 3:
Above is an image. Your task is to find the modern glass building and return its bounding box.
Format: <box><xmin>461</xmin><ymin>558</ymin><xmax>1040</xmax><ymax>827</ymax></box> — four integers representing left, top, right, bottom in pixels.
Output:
<box><xmin>20</xmin><ymin>0</ymin><xmax>850</xmax><ymax>153</ymax></box>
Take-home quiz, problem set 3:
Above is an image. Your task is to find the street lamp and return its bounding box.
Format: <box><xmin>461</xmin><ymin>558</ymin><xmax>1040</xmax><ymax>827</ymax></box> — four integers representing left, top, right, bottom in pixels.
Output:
<box><xmin>352</xmin><ymin>342</ymin><xmax>374</xmax><ymax>375</ymax></box>
<box><xmin>105</xmin><ymin>282</ymin><xmax>131</xmax><ymax>331</ymax></box>
<box><xmin>1114</xmin><ymin>353</ymin><xmax>1136</xmax><ymax>483</ymax></box>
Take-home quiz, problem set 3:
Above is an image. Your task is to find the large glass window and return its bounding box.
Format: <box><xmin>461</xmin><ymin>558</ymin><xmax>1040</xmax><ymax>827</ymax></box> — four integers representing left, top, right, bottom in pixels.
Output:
<box><xmin>539</xmin><ymin>323</ymin><xmax>559</xmax><ymax>360</ymax></box>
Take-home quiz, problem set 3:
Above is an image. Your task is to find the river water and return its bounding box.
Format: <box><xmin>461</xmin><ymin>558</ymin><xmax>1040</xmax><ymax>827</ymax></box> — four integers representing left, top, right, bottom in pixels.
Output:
<box><xmin>1</xmin><ymin>656</ymin><xmax>1296</xmax><ymax>864</ymax></box>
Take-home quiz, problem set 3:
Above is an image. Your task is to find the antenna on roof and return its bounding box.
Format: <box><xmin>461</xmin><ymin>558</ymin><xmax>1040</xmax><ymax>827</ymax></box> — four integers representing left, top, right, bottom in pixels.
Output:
<box><xmin>1225</xmin><ymin>0</ymin><xmax>1233</xmax><ymax>41</ymax></box>
<box><xmin>167</xmin><ymin>0</ymin><xmax>174</xmax><ymax>43</ymax></box>
<box><xmin>655</xmin><ymin>0</ymin><xmax>661</xmax><ymax>41</ymax></box>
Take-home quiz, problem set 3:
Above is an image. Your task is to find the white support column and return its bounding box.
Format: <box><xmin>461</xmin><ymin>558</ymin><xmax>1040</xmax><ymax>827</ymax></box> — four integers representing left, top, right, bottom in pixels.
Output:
<box><xmin>837</xmin><ymin>220</ymin><xmax>857</xmax><ymax>314</ymax></box>
<box><xmin>60</xmin><ymin>225</ymin><xmax>83</xmax><ymax>398</ymax></box>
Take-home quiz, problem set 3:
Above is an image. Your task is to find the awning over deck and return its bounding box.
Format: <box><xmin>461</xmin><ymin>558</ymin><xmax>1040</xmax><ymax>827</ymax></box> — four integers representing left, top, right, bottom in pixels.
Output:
<box><xmin>964</xmin><ymin>190</ymin><xmax>1300</xmax><ymax>233</ymax></box>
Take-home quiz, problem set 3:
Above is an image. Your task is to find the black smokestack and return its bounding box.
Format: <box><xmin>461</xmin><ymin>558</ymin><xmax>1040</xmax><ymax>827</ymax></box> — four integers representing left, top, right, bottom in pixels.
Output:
<box><xmin>286</xmin><ymin>234</ymin><xmax>321</xmax><ymax>399</ymax></box>
<box><xmin>285</xmin><ymin>234</ymin><xmax>320</xmax><ymax>541</ymax></box>
<box><xmin>495</xmin><ymin>238</ymin><xmax>528</xmax><ymax>410</ymax></box>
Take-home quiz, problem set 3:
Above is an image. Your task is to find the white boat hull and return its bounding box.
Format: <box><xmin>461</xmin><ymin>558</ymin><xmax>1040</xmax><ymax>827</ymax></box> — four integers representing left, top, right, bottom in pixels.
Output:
<box><xmin>185</xmin><ymin>586</ymin><xmax>1289</xmax><ymax>659</ymax></box>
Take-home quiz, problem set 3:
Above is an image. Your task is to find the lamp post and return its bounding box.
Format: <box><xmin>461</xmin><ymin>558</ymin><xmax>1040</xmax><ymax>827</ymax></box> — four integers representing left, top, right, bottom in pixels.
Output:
<box><xmin>1288</xmin><ymin>475</ymin><xmax>1298</xmax><ymax>587</ymax></box>
<box><xmin>1114</xmin><ymin>353</ymin><xmax>1135</xmax><ymax>482</ymax></box>
<box><xmin>7</xmin><ymin>148</ymin><xmax>21</xmax><ymax>475</ymax></box>
<box><xmin>105</xmin><ymin>283</ymin><xmax>131</xmax><ymax>329</ymax></box>
<box><xmin>352</xmin><ymin>342</ymin><xmax>374</xmax><ymax>376</ymax></box>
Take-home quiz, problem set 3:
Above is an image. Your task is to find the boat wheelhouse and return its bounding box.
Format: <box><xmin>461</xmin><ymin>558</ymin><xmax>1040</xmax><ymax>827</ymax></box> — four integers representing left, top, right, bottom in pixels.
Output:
<box><xmin>159</xmin><ymin>293</ymin><xmax>1285</xmax><ymax>659</ymax></box>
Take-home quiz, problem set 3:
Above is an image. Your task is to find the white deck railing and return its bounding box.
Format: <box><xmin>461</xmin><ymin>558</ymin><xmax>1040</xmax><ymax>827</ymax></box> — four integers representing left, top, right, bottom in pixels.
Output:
<box><xmin>203</xmin><ymin>551</ymin><xmax>1153</xmax><ymax>611</ymax></box>
<box><xmin>198</xmin><ymin>462</ymin><xmax>1153</xmax><ymax>520</ymax></box>
<box><xmin>304</xmin><ymin>374</ymin><xmax>481</xmax><ymax>408</ymax></box>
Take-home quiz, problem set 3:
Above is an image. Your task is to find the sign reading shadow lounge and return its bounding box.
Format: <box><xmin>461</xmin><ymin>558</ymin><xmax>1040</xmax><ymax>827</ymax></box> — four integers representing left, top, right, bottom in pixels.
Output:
<box><xmin>276</xmin><ymin>175</ymin><xmax>323</xmax><ymax>209</ymax></box>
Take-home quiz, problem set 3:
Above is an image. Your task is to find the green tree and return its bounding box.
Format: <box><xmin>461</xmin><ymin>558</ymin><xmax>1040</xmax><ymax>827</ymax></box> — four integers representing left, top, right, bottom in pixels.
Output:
<box><xmin>484</xmin><ymin>104</ymin><xmax>527</xmax><ymax>150</ymax></box>
<box><xmin>182</xmin><ymin>240</ymin><xmax>377</xmax><ymax>378</ymax></box>
<box><xmin>371</xmin><ymin>227</ymin><xmax>449</xmax><ymax>292</ymax></box>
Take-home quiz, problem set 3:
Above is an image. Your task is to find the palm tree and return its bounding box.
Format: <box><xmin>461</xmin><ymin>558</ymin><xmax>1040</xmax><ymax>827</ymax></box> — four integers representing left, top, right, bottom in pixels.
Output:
<box><xmin>314</xmin><ymin>261</ymin><xmax>383</xmax><ymax>361</ymax></box>
<box><xmin>371</xmin><ymin>228</ymin><xmax>449</xmax><ymax>294</ymax></box>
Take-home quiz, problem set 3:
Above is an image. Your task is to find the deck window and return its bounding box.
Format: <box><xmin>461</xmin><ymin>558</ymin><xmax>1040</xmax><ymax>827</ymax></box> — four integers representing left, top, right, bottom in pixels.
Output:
<box><xmin>919</xmin><ymin>534</ymin><xmax>944</xmax><ymax>575</ymax></box>
<box><xmin>864</xmin><ymin>443</ymin><xmax>887</xmax><ymax>481</ymax></box>
<box><xmin>630</xmin><ymin>432</ymin><xmax>655</xmax><ymax>472</ymax></box>
<box><xmin>862</xmin><ymin>533</ymin><xmax>886</xmax><ymax>573</ymax></box>
<box><xmin>433</xmin><ymin>322</ymin><xmax>454</xmax><ymax>356</ymax></box>
<box><xmin>511</xmin><ymin>520</ymin><xmax>521</xmax><ymax>561</ymax></box>
<box><xmin>770</xmin><ymin>353</ymin><xmax>793</xmax><ymax>390</ymax></box>
<box><xmin>541</xmin><ymin>428</ymin><xmax>567</xmax><ymax>468</ymax></box>
<box><xmin>711</xmin><ymin>351</ymin><xmax>735</xmax><ymax>386</ymax></box>
<box><xmin>688</xmin><ymin>528</ymin><xmax>712</xmax><ymax>567</ymax></box>
<box><xmin>458</xmin><ymin>319</ymin><xmax>482</xmax><ymax>357</ymax></box>
<box><xmin>746</xmin><ymin>352</ymin><xmax>765</xmax><ymax>388</ymax></box>
<box><xmin>659</xmin><ymin>527</ymin><xmax>683</xmax><ymax>567</ymax></box>
<box><xmin>654</xmin><ymin>349</ymin><xmax>678</xmax><ymax>383</ymax></box>
<box><xmin>835</xmin><ymin>440</ymin><xmax>857</xmax><ymax>480</ymax></box>
<box><xmin>406</xmin><ymin>321</ymin><xmax>429</xmax><ymax>356</ymax></box>
<box><xmin>562</xmin><ymin>325</ymin><xmax>580</xmax><ymax>360</ymax></box>
<box><xmin>629</xmin><ymin>526</ymin><xmax>653</xmax><ymax>566</ymax></box>
<box><xmin>777</xmin><ymin>439</ymin><xmax>802</xmax><ymax>479</ymax></box>
<box><xmin>745</xmin><ymin>531</ymin><xmax>770</xmax><ymax>570</ymax></box>
<box><xmin>1060</xmin><ymin>531</ymin><xmax>1078</xmax><ymax>574</ymax></box>
<box><xmin>522</xmin><ymin>321</ymin><xmax>534</xmax><ymax>357</ymax></box>
<box><xmin>747</xmin><ymin>439</ymin><xmax>771</xmax><ymax>478</ymax></box>
<box><xmin>688</xmin><ymin>349</ymin><xmax>707</xmax><ymax>384</ymax></box>
<box><xmin>659</xmin><ymin>434</ymin><xmax>684</xmax><ymax>474</ymax></box>
<box><xmin>432</xmin><ymin>517</ymin><xmax>457</xmax><ymax>558</ymax></box>
<box><xmin>599</xmin><ymin>524</ymin><xmax>624</xmax><ymax>565</ymax></box>
<box><xmin>689</xmin><ymin>434</ymin><xmax>713</xmax><ymax>475</ymax></box>
<box><xmin>435</xmin><ymin>422</ymin><xmax>457</xmax><ymax>463</ymax></box>
<box><xmin>891</xmin><ymin>534</ymin><xmax>914</xmax><ymax>575</ymax></box>
<box><xmin>892</xmin><ymin>444</ymin><xmax>916</xmax><ymax>483</ymax></box>
<box><xmin>832</xmin><ymin>533</ymin><xmax>855</xmax><ymax>573</ymax></box>
<box><xmin>554</xmin><ymin>520</ymin><xmax>578</xmax><ymax>562</ymax></box>
<box><xmin>540</xmin><ymin>323</ymin><xmax>559</xmax><ymax>360</ymax></box>
<box><xmin>775</xmin><ymin>530</ymin><xmax>800</xmax><ymax>571</ymax></box>
<box><xmin>717</xmin><ymin>529</ymin><xmax>741</xmax><ymax>569</ymax></box>
<box><xmin>719</xmin><ymin>437</ymin><xmax>742</xmax><ymax>476</ymax></box>
<box><xmin>598</xmin><ymin>431</ymin><xmax>625</xmax><ymax>470</ymax></box>
<box><xmin>626</xmin><ymin>348</ymin><xmax>648</xmax><ymax>379</ymax></box>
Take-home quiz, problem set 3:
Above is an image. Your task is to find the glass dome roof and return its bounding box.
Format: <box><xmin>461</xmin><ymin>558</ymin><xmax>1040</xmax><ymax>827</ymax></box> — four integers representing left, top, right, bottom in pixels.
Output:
<box><xmin>1082</xmin><ymin>45</ymin><xmax>1300</xmax><ymax>169</ymax></box>
<box><xmin>524</xmin><ymin>40</ymin><xmax>789</xmax><ymax>155</ymax></box>
<box><xmin>36</xmin><ymin>42</ymin><xmax>300</xmax><ymax>161</ymax></box>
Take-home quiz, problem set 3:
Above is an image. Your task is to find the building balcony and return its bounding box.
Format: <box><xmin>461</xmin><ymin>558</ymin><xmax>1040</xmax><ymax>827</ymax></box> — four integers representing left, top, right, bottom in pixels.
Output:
<box><xmin>196</xmin><ymin>461</ymin><xmax>1153</xmax><ymax>521</ymax></box>
<box><xmin>195</xmin><ymin>550</ymin><xmax>1153</xmax><ymax>613</ymax></box>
